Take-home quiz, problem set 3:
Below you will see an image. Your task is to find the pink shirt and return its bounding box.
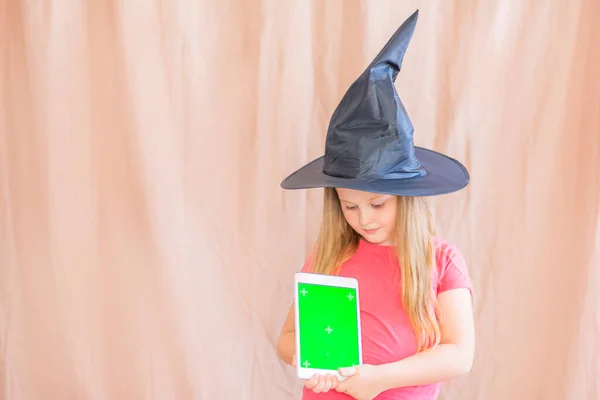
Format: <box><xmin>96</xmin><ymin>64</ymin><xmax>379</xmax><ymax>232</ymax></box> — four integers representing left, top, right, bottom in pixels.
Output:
<box><xmin>299</xmin><ymin>237</ymin><xmax>473</xmax><ymax>400</ymax></box>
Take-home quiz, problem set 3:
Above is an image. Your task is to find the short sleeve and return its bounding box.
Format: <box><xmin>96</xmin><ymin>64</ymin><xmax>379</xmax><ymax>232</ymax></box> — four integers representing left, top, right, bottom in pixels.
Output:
<box><xmin>299</xmin><ymin>253</ymin><xmax>315</xmax><ymax>273</ymax></box>
<box><xmin>435</xmin><ymin>240</ymin><xmax>474</xmax><ymax>296</ymax></box>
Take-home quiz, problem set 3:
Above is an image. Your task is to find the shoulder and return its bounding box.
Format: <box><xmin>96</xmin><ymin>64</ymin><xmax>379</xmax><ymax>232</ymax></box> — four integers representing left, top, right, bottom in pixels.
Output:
<box><xmin>433</xmin><ymin>237</ymin><xmax>465</xmax><ymax>267</ymax></box>
<box><xmin>433</xmin><ymin>237</ymin><xmax>473</xmax><ymax>296</ymax></box>
<box><xmin>299</xmin><ymin>252</ymin><xmax>316</xmax><ymax>273</ymax></box>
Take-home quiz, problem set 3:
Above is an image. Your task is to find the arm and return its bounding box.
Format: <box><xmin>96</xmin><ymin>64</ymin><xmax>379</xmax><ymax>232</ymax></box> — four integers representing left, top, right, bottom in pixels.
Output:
<box><xmin>376</xmin><ymin>288</ymin><xmax>475</xmax><ymax>389</ymax></box>
<box><xmin>276</xmin><ymin>303</ymin><xmax>296</xmax><ymax>366</ymax></box>
<box><xmin>278</xmin><ymin>256</ymin><xmax>314</xmax><ymax>366</ymax></box>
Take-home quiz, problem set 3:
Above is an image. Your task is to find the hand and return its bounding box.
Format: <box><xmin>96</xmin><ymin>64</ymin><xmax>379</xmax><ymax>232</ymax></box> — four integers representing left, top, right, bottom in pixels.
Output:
<box><xmin>304</xmin><ymin>373</ymin><xmax>340</xmax><ymax>394</ymax></box>
<box><xmin>335</xmin><ymin>364</ymin><xmax>384</xmax><ymax>400</ymax></box>
<box><xmin>291</xmin><ymin>355</ymin><xmax>340</xmax><ymax>393</ymax></box>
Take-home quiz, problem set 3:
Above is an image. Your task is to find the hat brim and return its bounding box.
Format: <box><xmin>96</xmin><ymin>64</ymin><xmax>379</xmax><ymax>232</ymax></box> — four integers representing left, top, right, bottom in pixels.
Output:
<box><xmin>280</xmin><ymin>147</ymin><xmax>469</xmax><ymax>196</ymax></box>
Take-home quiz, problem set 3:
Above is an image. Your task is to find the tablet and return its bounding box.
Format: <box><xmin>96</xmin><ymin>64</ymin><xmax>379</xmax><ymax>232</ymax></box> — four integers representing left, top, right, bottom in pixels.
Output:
<box><xmin>294</xmin><ymin>272</ymin><xmax>362</xmax><ymax>380</ymax></box>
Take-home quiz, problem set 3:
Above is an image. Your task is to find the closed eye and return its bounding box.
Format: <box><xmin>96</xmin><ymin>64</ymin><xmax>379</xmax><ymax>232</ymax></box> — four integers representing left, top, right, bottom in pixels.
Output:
<box><xmin>343</xmin><ymin>202</ymin><xmax>385</xmax><ymax>210</ymax></box>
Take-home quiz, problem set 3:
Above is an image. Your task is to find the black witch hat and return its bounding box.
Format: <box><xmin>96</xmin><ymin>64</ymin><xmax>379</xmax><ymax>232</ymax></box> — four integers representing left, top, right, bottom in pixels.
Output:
<box><xmin>280</xmin><ymin>10</ymin><xmax>469</xmax><ymax>196</ymax></box>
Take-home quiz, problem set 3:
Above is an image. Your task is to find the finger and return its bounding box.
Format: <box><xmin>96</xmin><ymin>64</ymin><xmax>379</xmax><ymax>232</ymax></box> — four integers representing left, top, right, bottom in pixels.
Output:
<box><xmin>312</xmin><ymin>376</ymin><xmax>326</xmax><ymax>393</ymax></box>
<box><xmin>335</xmin><ymin>380</ymin><xmax>347</xmax><ymax>393</ymax></box>
<box><xmin>307</xmin><ymin>378</ymin><xmax>319</xmax><ymax>389</ymax></box>
<box><xmin>305</xmin><ymin>375</ymin><xmax>319</xmax><ymax>389</ymax></box>
<box><xmin>338</xmin><ymin>366</ymin><xmax>357</xmax><ymax>377</ymax></box>
<box><xmin>331</xmin><ymin>375</ymin><xmax>340</xmax><ymax>388</ymax></box>
<box><xmin>321</xmin><ymin>375</ymin><xmax>333</xmax><ymax>392</ymax></box>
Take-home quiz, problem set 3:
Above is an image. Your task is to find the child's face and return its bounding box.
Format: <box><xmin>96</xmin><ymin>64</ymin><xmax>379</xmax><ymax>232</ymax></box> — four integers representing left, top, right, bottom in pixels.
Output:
<box><xmin>335</xmin><ymin>188</ymin><xmax>398</xmax><ymax>246</ymax></box>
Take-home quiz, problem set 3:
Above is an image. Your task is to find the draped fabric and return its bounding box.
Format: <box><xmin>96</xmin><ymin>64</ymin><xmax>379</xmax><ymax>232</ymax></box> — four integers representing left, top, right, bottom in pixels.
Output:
<box><xmin>1</xmin><ymin>1</ymin><xmax>599</xmax><ymax>399</ymax></box>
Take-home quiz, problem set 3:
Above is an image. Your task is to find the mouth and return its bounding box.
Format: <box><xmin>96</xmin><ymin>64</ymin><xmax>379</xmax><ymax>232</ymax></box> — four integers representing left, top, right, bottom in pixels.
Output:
<box><xmin>363</xmin><ymin>228</ymin><xmax>380</xmax><ymax>235</ymax></box>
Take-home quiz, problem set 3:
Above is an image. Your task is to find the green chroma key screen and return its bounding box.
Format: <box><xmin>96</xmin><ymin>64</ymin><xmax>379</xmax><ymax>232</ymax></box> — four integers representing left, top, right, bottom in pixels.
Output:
<box><xmin>297</xmin><ymin>282</ymin><xmax>360</xmax><ymax>370</ymax></box>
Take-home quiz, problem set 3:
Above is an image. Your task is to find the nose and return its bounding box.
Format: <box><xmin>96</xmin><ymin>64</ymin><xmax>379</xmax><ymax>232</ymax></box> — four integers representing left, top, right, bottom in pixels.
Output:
<box><xmin>359</xmin><ymin>208</ymin><xmax>374</xmax><ymax>227</ymax></box>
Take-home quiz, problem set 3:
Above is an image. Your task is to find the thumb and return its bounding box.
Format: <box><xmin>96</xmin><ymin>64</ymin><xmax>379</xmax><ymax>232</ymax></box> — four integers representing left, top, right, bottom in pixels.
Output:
<box><xmin>338</xmin><ymin>366</ymin><xmax>357</xmax><ymax>377</ymax></box>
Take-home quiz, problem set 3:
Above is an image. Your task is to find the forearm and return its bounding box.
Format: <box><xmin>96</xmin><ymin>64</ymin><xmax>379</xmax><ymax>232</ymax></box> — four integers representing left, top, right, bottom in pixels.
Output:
<box><xmin>276</xmin><ymin>331</ymin><xmax>296</xmax><ymax>366</ymax></box>
<box><xmin>376</xmin><ymin>344</ymin><xmax>473</xmax><ymax>390</ymax></box>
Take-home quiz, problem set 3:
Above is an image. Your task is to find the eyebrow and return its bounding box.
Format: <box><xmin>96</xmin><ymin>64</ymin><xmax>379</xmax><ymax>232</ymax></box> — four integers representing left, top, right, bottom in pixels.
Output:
<box><xmin>340</xmin><ymin>195</ymin><xmax>387</xmax><ymax>205</ymax></box>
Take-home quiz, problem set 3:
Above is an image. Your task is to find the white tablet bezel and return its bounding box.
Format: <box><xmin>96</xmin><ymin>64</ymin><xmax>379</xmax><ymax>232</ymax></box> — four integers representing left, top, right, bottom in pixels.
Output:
<box><xmin>294</xmin><ymin>272</ymin><xmax>362</xmax><ymax>380</ymax></box>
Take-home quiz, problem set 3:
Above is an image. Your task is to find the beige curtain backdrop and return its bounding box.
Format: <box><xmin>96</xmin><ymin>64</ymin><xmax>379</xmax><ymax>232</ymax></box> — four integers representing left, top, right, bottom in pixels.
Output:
<box><xmin>1</xmin><ymin>1</ymin><xmax>599</xmax><ymax>399</ymax></box>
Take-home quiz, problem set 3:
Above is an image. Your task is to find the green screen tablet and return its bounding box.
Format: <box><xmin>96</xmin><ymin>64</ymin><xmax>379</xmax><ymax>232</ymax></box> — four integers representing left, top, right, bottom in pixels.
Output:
<box><xmin>294</xmin><ymin>272</ymin><xmax>362</xmax><ymax>380</ymax></box>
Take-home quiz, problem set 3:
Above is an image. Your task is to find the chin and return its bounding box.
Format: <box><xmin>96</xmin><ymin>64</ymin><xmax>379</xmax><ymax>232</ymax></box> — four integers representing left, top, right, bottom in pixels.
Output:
<box><xmin>363</xmin><ymin>234</ymin><xmax>392</xmax><ymax>246</ymax></box>
<box><xmin>374</xmin><ymin>239</ymin><xmax>392</xmax><ymax>246</ymax></box>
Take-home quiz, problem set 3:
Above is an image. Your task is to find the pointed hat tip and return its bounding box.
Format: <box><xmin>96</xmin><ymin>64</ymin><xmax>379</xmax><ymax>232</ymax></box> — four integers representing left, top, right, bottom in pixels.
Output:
<box><xmin>366</xmin><ymin>9</ymin><xmax>420</xmax><ymax>73</ymax></box>
<box><xmin>404</xmin><ymin>9</ymin><xmax>419</xmax><ymax>22</ymax></box>
<box><xmin>406</xmin><ymin>9</ymin><xmax>419</xmax><ymax>26</ymax></box>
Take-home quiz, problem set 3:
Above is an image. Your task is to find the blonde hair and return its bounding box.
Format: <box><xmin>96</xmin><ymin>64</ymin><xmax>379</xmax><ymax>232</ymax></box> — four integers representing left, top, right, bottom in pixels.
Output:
<box><xmin>310</xmin><ymin>187</ymin><xmax>439</xmax><ymax>352</ymax></box>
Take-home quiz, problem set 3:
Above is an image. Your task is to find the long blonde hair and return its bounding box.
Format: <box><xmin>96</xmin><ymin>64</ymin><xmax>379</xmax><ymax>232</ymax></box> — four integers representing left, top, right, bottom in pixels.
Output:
<box><xmin>310</xmin><ymin>187</ymin><xmax>439</xmax><ymax>352</ymax></box>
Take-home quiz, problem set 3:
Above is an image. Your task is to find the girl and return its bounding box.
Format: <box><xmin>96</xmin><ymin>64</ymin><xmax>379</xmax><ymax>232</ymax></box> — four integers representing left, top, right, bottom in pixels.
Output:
<box><xmin>276</xmin><ymin>10</ymin><xmax>475</xmax><ymax>400</ymax></box>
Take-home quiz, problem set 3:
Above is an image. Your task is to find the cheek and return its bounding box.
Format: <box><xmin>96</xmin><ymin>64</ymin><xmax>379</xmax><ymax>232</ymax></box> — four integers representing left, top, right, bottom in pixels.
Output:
<box><xmin>342</xmin><ymin>210</ymin><xmax>359</xmax><ymax>228</ymax></box>
<box><xmin>381</xmin><ymin>209</ymin><xmax>397</xmax><ymax>228</ymax></box>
